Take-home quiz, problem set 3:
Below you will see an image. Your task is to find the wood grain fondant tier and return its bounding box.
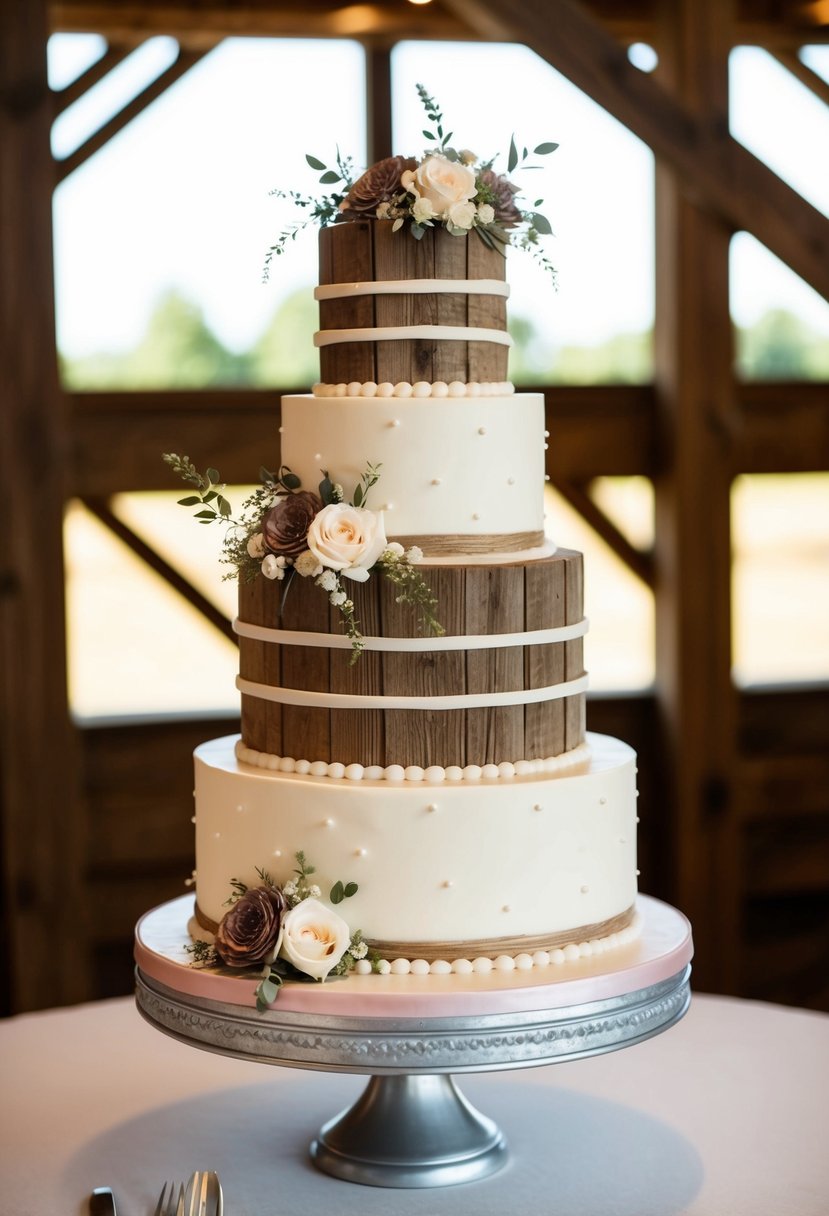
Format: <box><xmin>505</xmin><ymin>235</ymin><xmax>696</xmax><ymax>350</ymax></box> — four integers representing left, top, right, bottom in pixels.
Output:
<box><xmin>238</xmin><ymin>550</ymin><xmax>586</xmax><ymax>769</ymax></box>
<box><xmin>318</xmin><ymin>221</ymin><xmax>509</xmax><ymax>385</ymax></box>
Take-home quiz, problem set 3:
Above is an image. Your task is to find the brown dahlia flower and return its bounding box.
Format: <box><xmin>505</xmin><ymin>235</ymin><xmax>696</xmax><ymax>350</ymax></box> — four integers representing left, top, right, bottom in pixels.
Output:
<box><xmin>215</xmin><ymin>885</ymin><xmax>286</xmax><ymax>968</ymax></box>
<box><xmin>340</xmin><ymin>155</ymin><xmax>418</xmax><ymax>218</ymax></box>
<box><xmin>478</xmin><ymin>168</ymin><xmax>523</xmax><ymax>229</ymax></box>
<box><xmin>262</xmin><ymin>490</ymin><xmax>322</xmax><ymax>558</ymax></box>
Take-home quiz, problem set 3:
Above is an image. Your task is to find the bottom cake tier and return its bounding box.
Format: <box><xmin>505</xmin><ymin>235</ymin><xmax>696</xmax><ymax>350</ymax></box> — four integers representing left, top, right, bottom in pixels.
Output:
<box><xmin>193</xmin><ymin>732</ymin><xmax>639</xmax><ymax>963</ymax></box>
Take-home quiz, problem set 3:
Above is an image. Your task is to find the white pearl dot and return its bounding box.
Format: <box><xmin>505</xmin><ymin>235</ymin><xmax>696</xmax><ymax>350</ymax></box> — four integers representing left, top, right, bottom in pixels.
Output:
<box><xmin>515</xmin><ymin>953</ymin><xmax>534</xmax><ymax>970</ymax></box>
<box><xmin>390</xmin><ymin>958</ymin><xmax>411</xmax><ymax>975</ymax></box>
<box><xmin>563</xmin><ymin>943</ymin><xmax>580</xmax><ymax>962</ymax></box>
<box><xmin>452</xmin><ymin>958</ymin><xmax>473</xmax><ymax>975</ymax></box>
<box><xmin>472</xmin><ymin>512</ymin><xmax>481</xmax><ymax>521</ymax></box>
<box><xmin>404</xmin><ymin>765</ymin><xmax>425</xmax><ymax>782</ymax></box>
<box><xmin>533</xmin><ymin>950</ymin><xmax>551</xmax><ymax>968</ymax></box>
<box><xmin>273</xmin><ymin>849</ymin><xmax>282</xmax><ymax>858</ymax></box>
<box><xmin>599</xmin><ymin>797</ymin><xmax>607</xmax><ymax>805</ymax></box>
<box><xmin>355</xmin><ymin>959</ymin><xmax>372</xmax><ymax>975</ymax></box>
<box><xmin>333</xmin><ymin>383</ymin><xmax>346</xmax><ymax>397</ymax></box>
<box><xmin>412</xmin><ymin>381</ymin><xmax>431</xmax><ymax>398</ymax></box>
<box><xmin>385</xmin><ymin>764</ymin><xmax>405</xmax><ymax>783</ymax></box>
<box><xmin>410</xmin><ymin>958</ymin><xmax>430</xmax><ymax>976</ymax></box>
<box><xmin>313</xmin><ymin>452</ymin><xmax>322</xmax><ymax>460</ymax></box>
<box><xmin>190</xmin><ymin>815</ymin><xmax>196</xmax><ymax>824</ymax></box>
<box><xmin>431</xmin><ymin>477</ymin><xmax>442</xmax><ymax>486</ymax></box>
<box><xmin>327</xmin><ymin>762</ymin><xmax>345</xmax><ymax>780</ymax></box>
<box><xmin>344</xmin><ymin>763</ymin><xmax>365</xmax><ymax>781</ymax></box>
<box><xmin>364</xmin><ymin>765</ymin><xmax>384</xmax><ymax>781</ymax></box>
<box><xmin>235</xmin><ymin>804</ymin><xmax>244</xmax><ymax>813</ymax></box>
<box><xmin>481</xmin><ymin>764</ymin><xmax>499</xmax><ymax>779</ymax></box>
<box><xmin>278</xmin><ymin>756</ymin><xmax>295</xmax><ymax>773</ymax></box>
<box><xmin>448</xmin><ymin>381</ymin><xmax>465</xmax><ymax>398</ymax></box>
<box><xmin>580</xmin><ymin>884</ymin><xmax>590</xmax><ymax>894</ymax></box>
<box><xmin>533</xmin><ymin>803</ymin><xmax>543</xmax><ymax>812</ymax></box>
<box><xmin>495</xmin><ymin>955</ymin><xmax>515</xmax><ymax>972</ymax></box>
<box><xmin>346</xmin><ymin>381</ymin><xmax>361</xmax><ymax>397</ymax></box>
<box><xmin>324</xmin><ymin>818</ymin><xmax>334</xmax><ymax>828</ymax></box>
<box><xmin>424</xmin><ymin>766</ymin><xmax>445</xmax><ymax>784</ymax></box>
<box><xmin>442</xmin><ymin>879</ymin><xmax>453</xmax><ymax>888</ymax></box>
<box><xmin>507</xmin><ymin>477</ymin><xmax>515</xmax><ymax>485</ymax></box>
<box><xmin>355</xmin><ymin>847</ymin><xmax>367</xmax><ymax>858</ymax></box>
<box><xmin>478</xmin><ymin>426</ymin><xmax>487</xmax><ymax>435</ymax></box>
<box><xmin>502</xmin><ymin>904</ymin><xmax>511</xmax><ymax>913</ymax></box>
<box><xmin>497</xmin><ymin>762</ymin><xmax>515</xmax><ymax>778</ymax></box>
<box><xmin>377</xmin><ymin>382</ymin><xmax>395</xmax><ymax>398</ymax></box>
<box><xmin>393</xmin><ymin>381</ymin><xmax>413</xmax><ymax>397</ymax></box>
<box><xmin>362</xmin><ymin>381</ymin><xmax>378</xmax><ymax>397</ymax></box>
<box><xmin>468</xmin><ymin>382</ymin><xmax>481</xmax><ymax>397</ymax></box>
<box><xmin>550</xmin><ymin>948</ymin><xmax>566</xmax><ymax>965</ymax></box>
<box><xmin>430</xmin><ymin>959</ymin><xmax>452</xmax><ymax>974</ymax></box>
<box><xmin>294</xmin><ymin>758</ymin><xmax>311</xmax><ymax>775</ymax></box>
<box><xmin>310</xmin><ymin>760</ymin><xmax>327</xmax><ymax>777</ymax></box>
<box><xmin>472</xmin><ymin>956</ymin><xmax>493</xmax><ymax>974</ymax></box>
<box><xmin>463</xmin><ymin>765</ymin><xmax>482</xmax><ymax>781</ymax></box>
<box><xmin>426</xmin><ymin>803</ymin><xmax>438</xmax><ymax>813</ymax></box>
<box><xmin>213</xmin><ymin>832</ymin><xmax>221</xmax><ymax>840</ymax></box>
<box><xmin>445</xmin><ymin>766</ymin><xmax>463</xmax><ymax>782</ymax></box>
<box><xmin>432</xmin><ymin>381</ymin><xmax>448</xmax><ymax>397</ymax></box>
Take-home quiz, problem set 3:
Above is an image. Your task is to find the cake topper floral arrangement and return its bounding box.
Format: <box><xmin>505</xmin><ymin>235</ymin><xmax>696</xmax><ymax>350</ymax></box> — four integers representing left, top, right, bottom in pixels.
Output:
<box><xmin>163</xmin><ymin>453</ymin><xmax>442</xmax><ymax>661</ymax></box>
<box><xmin>264</xmin><ymin>84</ymin><xmax>558</xmax><ymax>278</ymax></box>
<box><xmin>188</xmin><ymin>851</ymin><xmax>385</xmax><ymax>1010</ymax></box>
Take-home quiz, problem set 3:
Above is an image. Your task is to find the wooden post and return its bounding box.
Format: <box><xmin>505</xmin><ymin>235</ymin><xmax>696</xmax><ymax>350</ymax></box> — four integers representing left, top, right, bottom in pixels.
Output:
<box><xmin>0</xmin><ymin>0</ymin><xmax>87</xmax><ymax>1010</ymax></box>
<box><xmin>653</xmin><ymin>0</ymin><xmax>739</xmax><ymax>993</ymax></box>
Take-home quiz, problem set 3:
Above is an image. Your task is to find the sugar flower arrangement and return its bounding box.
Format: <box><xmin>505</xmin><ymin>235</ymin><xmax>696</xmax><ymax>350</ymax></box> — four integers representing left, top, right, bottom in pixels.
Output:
<box><xmin>163</xmin><ymin>453</ymin><xmax>442</xmax><ymax>661</ymax></box>
<box><xmin>264</xmin><ymin>84</ymin><xmax>558</xmax><ymax>277</ymax></box>
<box><xmin>187</xmin><ymin>852</ymin><xmax>383</xmax><ymax>1010</ymax></box>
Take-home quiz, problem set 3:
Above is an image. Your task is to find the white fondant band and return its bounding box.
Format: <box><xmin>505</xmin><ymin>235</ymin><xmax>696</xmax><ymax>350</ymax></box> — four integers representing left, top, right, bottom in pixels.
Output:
<box><xmin>236</xmin><ymin>673</ymin><xmax>589</xmax><ymax>711</ymax></box>
<box><xmin>233</xmin><ymin>617</ymin><xmax>589</xmax><ymax>652</ymax></box>
<box><xmin>314</xmin><ymin>279</ymin><xmax>511</xmax><ymax>300</ymax></box>
<box><xmin>314</xmin><ymin>325</ymin><xmax>513</xmax><ymax>348</ymax></box>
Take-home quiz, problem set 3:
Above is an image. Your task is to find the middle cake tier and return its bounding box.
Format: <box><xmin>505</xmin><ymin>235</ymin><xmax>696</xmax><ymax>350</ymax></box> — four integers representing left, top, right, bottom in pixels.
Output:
<box><xmin>236</xmin><ymin>550</ymin><xmax>587</xmax><ymax>771</ymax></box>
<box><xmin>280</xmin><ymin>391</ymin><xmax>546</xmax><ymax>556</ymax></box>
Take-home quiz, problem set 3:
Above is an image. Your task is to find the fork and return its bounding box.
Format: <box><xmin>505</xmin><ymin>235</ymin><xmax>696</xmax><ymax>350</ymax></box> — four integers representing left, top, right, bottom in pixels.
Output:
<box><xmin>154</xmin><ymin>1181</ymin><xmax>184</xmax><ymax>1216</ymax></box>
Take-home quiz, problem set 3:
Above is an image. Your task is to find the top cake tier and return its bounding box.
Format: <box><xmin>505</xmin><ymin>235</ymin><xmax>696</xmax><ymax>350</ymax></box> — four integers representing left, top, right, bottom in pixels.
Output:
<box><xmin>316</xmin><ymin>220</ymin><xmax>510</xmax><ymax>386</ymax></box>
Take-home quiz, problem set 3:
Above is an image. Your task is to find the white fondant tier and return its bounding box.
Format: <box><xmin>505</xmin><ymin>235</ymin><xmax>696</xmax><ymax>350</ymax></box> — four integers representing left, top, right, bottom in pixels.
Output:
<box><xmin>280</xmin><ymin>392</ymin><xmax>545</xmax><ymax>544</ymax></box>
<box><xmin>194</xmin><ymin>732</ymin><xmax>638</xmax><ymax>952</ymax></box>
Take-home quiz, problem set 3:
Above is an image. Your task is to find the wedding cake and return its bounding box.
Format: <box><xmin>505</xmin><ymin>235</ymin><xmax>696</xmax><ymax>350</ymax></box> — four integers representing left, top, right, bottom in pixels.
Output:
<box><xmin>171</xmin><ymin>109</ymin><xmax>640</xmax><ymax>1000</ymax></box>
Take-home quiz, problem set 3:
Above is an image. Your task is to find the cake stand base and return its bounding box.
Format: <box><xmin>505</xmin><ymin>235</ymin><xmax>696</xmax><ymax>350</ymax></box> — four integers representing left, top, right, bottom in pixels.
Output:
<box><xmin>135</xmin><ymin>894</ymin><xmax>692</xmax><ymax>1189</ymax></box>
<box><xmin>310</xmin><ymin>1074</ymin><xmax>507</xmax><ymax>1187</ymax></box>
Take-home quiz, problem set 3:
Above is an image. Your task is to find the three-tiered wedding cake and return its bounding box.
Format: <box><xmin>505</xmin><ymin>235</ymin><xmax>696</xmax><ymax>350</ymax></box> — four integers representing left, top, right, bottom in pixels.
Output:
<box><xmin>189</xmin><ymin>210</ymin><xmax>640</xmax><ymax>981</ymax></box>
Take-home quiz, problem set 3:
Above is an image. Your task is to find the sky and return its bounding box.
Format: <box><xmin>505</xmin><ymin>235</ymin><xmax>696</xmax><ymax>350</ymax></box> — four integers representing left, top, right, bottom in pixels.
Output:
<box><xmin>49</xmin><ymin>34</ymin><xmax>829</xmax><ymax>360</ymax></box>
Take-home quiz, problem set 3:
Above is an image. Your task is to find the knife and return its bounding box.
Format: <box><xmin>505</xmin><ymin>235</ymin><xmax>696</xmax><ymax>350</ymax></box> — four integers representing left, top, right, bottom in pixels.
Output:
<box><xmin>90</xmin><ymin>1186</ymin><xmax>117</xmax><ymax>1215</ymax></box>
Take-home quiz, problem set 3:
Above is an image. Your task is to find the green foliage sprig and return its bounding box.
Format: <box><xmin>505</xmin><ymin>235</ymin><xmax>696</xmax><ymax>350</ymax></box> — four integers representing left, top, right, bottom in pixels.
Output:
<box><xmin>163</xmin><ymin>453</ymin><xmax>236</xmax><ymax>526</ymax></box>
<box><xmin>263</xmin><ymin>147</ymin><xmax>356</xmax><ymax>280</ymax></box>
<box><xmin>379</xmin><ymin>549</ymin><xmax>444</xmax><ymax>641</ymax></box>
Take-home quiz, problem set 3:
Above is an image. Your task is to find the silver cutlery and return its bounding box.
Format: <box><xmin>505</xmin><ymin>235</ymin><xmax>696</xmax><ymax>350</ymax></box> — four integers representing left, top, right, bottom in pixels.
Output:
<box><xmin>154</xmin><ymin>1180</ymin><xmax>184</xmax><ymax>1216</ymax></box>
<box><xmin>185</xmin><ymin>1171</ymin><xmax>223</xmax><ymax>1216</ymax></box>
<box><xmin>89</xmin><ymin>1187</ymin><xmax>117</xmax><ymax>1215</ymax></box>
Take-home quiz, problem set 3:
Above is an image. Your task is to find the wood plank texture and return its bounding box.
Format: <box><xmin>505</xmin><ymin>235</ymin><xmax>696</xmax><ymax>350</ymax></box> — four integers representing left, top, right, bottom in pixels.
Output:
<box><xmin>238</xmin><ymin>554</ymin><xmax>584</xmax><ymax>768</ymax></box>
<box><xmin>318</xmin><ymin>222</ymin><xmax>508</xmax><ymax>386</ymax></box>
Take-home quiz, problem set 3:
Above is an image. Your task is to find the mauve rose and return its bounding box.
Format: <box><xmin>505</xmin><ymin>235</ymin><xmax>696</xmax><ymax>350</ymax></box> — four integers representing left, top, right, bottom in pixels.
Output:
<box><xmin>341</xmin><ymin>156</ymin><xmax>417</xmax><ymax>218</ymax></box>
<box><xmin>262</xmin><ymin>491</ymin><xmax>322</xmax><ymax>558</ymax></box>
<box><xmin>478</xmin><ymin>168</ymin><xmax>523</xmax><ymax>229</ymax></box>
<box><xmin>215</xmin><ymin>885</ymin><xmax>286</xmax><ymax>968</ymax></box>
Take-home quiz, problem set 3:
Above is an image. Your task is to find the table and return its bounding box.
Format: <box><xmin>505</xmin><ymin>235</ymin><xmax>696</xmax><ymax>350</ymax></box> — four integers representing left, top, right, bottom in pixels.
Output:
<box><xmin>1</xmin><ymin>992</ymin><xmax>827</xmax><ymax>1215</ymax></box>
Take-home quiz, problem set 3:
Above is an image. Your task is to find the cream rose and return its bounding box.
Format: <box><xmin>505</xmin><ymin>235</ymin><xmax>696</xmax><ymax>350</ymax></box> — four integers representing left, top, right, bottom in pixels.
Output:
<box><xmin>402</xmin><ymin>154</ymin><xmax>477</xmax><ymax>220</ymax></box>
<box><xmin>446</xmin><ymin>199</ymin><xmax>477</xmax><ymax>233</ymax></box>
<box><xmin>279</xmin><ymin>899</ymin><xmax>351</xmax><ymax>981</ymax></box>
<box><xmin>306</xmin><ymin>503</ymin><xmax>387</xmax><ymax>583</ymax></box>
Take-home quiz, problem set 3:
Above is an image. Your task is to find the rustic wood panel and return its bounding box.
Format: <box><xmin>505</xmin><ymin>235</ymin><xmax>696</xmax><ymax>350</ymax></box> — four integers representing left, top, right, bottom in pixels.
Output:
<box><xmin>465</xmin><ymin>566</ymin><xmax>525</xmax><ymax>764</ymax></box>
<box><xmin>524</xmin><ymin>553</ymin><xmax>566</xmax><ymax>757</ymax></box>
<box><xmin>0</xmin><ymin>0</ymin><xmax>87</xmax><ymax>1015</ymax></box>
<box><xmin>279</xmin><ymin>570</ymin><xmax>331</xmax><ymax>760</ymax></box>
<box><xmin>318</xmin><ymin>222</ymin><xmax>508</xmax><ymax>387</ymax></box>
<box><xmin>329</xmin><ymin>579</ymin><xmax>385</xmax><ymax>765</ymax></box>
<box><xmin>563</xmin><ymin>550</ymin><xmax>586</xmax><ymax>749</ymax></box>
<box><xmin>382</xmin><ymin>566</ymin><xmax>467</xmax><ymax>769</ymax></box>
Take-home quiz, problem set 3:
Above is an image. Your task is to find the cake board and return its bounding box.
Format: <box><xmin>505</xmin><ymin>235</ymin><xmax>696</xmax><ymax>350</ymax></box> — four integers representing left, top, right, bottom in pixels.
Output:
<box><xmin>135</xmin><ymin>893</ymin><xmax>692</xmax><ymax>1189</ymax></box>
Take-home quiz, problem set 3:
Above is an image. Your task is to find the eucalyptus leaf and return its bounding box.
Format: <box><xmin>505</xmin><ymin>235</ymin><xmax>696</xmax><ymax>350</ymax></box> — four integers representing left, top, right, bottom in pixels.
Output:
<box><xmin>194</xmin><ymin>509</ymin><xmax>215</xmax><ymax>520</ymax></box>
<box><xmin>530</xmin><ymin>212</ymin><xmax>553</xmax><ymax>235</ymax></box>
<box><xmin>319</xmin><ymin>475</ymin><xmax>335</xmax><ymax>504</ymax></box>
<box><xmin>534</xmin><ymin>141</ymin><xmax>559</xmax><ymax>154</ymax></box>
<box><xmin>282</xmin><ymin>472</ymin><xmax>301</xmax><ymax>490</ymax></box>
<box><xmin>177</xmin><ymin>496</ymin><xmax>201</xmax><ymax>506</ymax></box>
<box><xmin>423</xmin><ymin>129</ymin><xmax>435</xmax><ymax>140</ymax></box>
<box><xmin>353</xmin><ymin>484</ymin><xmax>363</xmax><ymax>508</ymax></box>
<box><xmin>203</xmin><ymin>490</ymin><xmax>217</xmax><ymax>502</ymax></box>
<box><xmin>411</xmin><ymin>221</ymin><xmax>427</xmax><ymax>241</ymax></box>
<box><xmin>218</xmin><ymin>497</ymin><xmax>232</xmax><ymax>517</ymax></box>
<box><xmin>330</xmin><ymin>880</ymin><xmax>345</xmax><ymax>905</ymax></box>
<box><xmin>206</xmin><ymin>467</ymin><xmax>220</xmax><ymax>484</ymax></box>
<box><xmin>319</xmin><ymin>170</ymin><xmax>341</xmax><ymax>184</ymax></box>
<box><xmin>507</xmin><ymin>135</ymin><xmax>518</xmax><ymax>174</ymax></box>
<box><xmin>306</xmin><ymin>154</ymin><xmax>327</xmax><ymax>170</ymax></box>
<box><xmin>344</xmin><ymin>882</ymin><xmax>359</xmax><ymax>898</ymax></box>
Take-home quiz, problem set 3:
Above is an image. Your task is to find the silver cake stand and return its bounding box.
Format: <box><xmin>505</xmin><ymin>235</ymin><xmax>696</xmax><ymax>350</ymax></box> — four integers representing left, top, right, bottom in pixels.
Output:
<box><xmin>135</xmin><ymin>894</ymin><xmax>692</xmax><ymax>1189</ymax></box>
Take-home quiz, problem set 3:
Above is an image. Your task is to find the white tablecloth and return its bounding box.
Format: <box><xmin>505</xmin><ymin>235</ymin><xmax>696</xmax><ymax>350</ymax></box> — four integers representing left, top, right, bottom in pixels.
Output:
<box><xmin>1</xmin><ymin>992</ymin><xmax>827</xmax><ymax>1215</ymax></box>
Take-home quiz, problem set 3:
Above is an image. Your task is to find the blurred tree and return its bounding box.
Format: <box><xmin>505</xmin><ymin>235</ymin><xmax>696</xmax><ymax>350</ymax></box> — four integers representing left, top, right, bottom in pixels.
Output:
<box><xmin>249</xmin><ymin>286</ymin><xmax>318</xmax><ymax>388</ymax></box>
<box><xmin>735</xmin><ymin>308</ymin><xmax>829</xmax><ymax>380</ymax></box>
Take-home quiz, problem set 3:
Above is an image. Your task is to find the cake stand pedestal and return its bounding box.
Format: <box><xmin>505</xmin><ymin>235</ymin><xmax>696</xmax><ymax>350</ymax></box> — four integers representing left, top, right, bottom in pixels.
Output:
<box><xmin>135</xmin><ymin>894</ymin><xmax>692</xmax><ymax>1189</ymax></box>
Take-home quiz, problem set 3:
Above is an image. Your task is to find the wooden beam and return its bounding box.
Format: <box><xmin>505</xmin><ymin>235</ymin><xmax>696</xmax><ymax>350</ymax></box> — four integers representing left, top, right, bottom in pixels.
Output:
<box><xmin>0</xmin><ymin>0</ymin><xmax>87</xmax><ymax>1012</ymax></box>
<box><xmin>49</xmin><ymin>1</ymin><xmax>479</xmax><ymax>44</ymax></box>
<box><xmin>81</xmin><ymin>497</ymin><xmax>237</xmax><ymax>645</ymax></box>
<box><xmin>443</xmin><ymin>0</ymin><xmax>829</xmax><ymax>302</ymax></box>
<box><xmin>364</xmin><ymin>37</ymin><xmax>393</xmax><ymax>164</ymax></box>
<box><xmin>652</xmin><ymin>0</ymin><xmax>740</xmax><ymax>993</ymax></box>
<box><xmin>56</xmin><ymin>45</ymin><xmax>207</xmax><ymax>181</ymax></box>
<box><xmin>51</xmin><ymin>44</ymin><xmax>132</xmax><ymax>113</ymax></box>
<box><xmin>771</xmin><ymin>50</ymin><xmax>829</xmax><ymax>108</ymax></box>
<box><xmin>553</xmin><ymin>478</ymin><xmax>655</xmax><ymax>587</ymax></box>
